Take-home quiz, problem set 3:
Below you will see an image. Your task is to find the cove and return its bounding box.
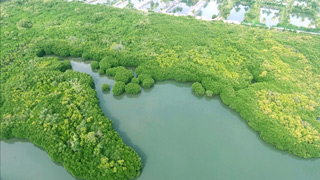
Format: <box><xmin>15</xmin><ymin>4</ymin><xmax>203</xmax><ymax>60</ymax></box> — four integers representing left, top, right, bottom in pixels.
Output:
<box><xmin>1</xmin><ymin>59</ymin><xmax>320</xmax><ymax>180</ymax></box>
<box><xmin>0</xmin><ymin>139</ymin><xmax>78</xmax><ymax>180</ymax></box>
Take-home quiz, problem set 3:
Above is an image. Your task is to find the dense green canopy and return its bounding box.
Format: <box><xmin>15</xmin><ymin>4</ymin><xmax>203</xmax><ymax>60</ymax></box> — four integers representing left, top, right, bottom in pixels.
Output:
<box><xmin>1</xmin><ymin>0</ymin><xmax>320</xmax><ymax>179</ymax></box>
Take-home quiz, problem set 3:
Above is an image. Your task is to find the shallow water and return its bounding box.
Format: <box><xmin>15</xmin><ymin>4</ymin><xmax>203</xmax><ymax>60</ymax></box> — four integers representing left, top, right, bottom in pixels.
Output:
<box><xmin>227</xmin><ymin>4</ymin><xmax>249</xmax><ymax>22</ymax></box>
<box><xmin>2</xmin><ymin>60</ymin><xmax>320</xmax><ymax>180</ymax></box>
<box><xmin>260</xmin><ymin>7</ymin><xmax>280</xmax><ymax>27</ymax></box>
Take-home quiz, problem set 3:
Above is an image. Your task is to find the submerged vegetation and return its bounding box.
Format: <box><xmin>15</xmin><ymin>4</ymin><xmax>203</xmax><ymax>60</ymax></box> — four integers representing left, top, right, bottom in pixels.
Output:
<box><xmin>0</xmin><ymin>0</ymin><xmax>320</xmax><ymax>179</ymax></box>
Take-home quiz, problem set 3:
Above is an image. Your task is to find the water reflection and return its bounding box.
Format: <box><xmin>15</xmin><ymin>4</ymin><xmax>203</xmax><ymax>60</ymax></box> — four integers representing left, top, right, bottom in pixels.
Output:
<box><xmin>87</xmin><ymin>0</ymin><xmax>107</xmax><ymax>4</ymax></box>
<box><xmin>293</xmin><ymin>0</ymin><xmax>307</xmax><ymax>7</ymax></box>
<box><xmin>129</xmin><ymin>0</ymin><xmax>148</xmax><ymax>8</ymax></box>
<box><xmin>196</xmin><ymin>0</ymin><xmax>220</xmax><ymax>19</ymax></box>
<box><xmin>227</xmin><ymin>4</ymin><xmax>249</xmax><ymax>22</ymax></box>
<box><xmin>289</xmin><ymin>13</ymin><xmax>316</xmax><ymax>28</ymax></box>
<box><xmin>169</xmin><ymin>2</ymin><xmax>193</xmax><ymax>15</ymax></box>
<box><xmin>83</xmin><ymin>0</ymin><xmax>319</xmax><ymax>31</ymax></box>
<box><xmin>260</xmin><ymin>7</ymin><xmax>280</xmax><ymax>27</ymax></box>
<box><xmin>114</xmin><ymin>0</ymin><xmax>129</xmax><ymax>8</ymax></box>
<box><xmin>141</xmin><ymin>0</ymin><xmax>172</xmax><ymax>12</ymax></box>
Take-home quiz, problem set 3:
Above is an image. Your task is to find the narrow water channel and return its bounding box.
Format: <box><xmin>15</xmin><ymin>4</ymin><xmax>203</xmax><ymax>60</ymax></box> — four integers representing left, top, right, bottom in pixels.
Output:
<box><xmin>1</xmin><ymin>59</ymin><xmax>320</xmax><ymax>180</ymax></box>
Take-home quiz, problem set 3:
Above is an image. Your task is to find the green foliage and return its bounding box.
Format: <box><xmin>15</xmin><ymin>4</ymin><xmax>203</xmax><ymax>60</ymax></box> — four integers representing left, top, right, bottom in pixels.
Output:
<box><xmin>1</xmin><ymin>3</ymin><xmax>320</xmax><ymax>180</ymax></box>
<box><xmin>61</xmin><ymin>60</ymin><xmax>72</xmax><ymax>72</ymax></box>
<box><xmin>82</xmin><ymin>52</ymin><xmax>91</xmax><ymax>60</ymax></box>
<box><xmin>205</xmin><ymin>90</ymin><xmax>214</xmax><ymax>97</ymax></box>
<box><xmin>0</xmin><ymin>58</ymin><xmax>142</xmax><ymax>180</ymax></box>
<box><xmin>142</xmin><ymin>78</ymin><xmax>155</xmax><ymax>89</ymax></box>
<box><xmin>106</xmin><ymin>66</ymin><xmax>126</xmax><ymax>76</ymax></box>
<box><xmin>138</xmin><ymin>74</ymin><xmax>152</xmax><ymax>82</ymax></box>
<box><xmin>131</xmin><ymin>77</ymin><xmax>140</xmax><ymax>84</ymax></box>
<box><xmin>125</xmin><ymin>83</ymin><xmax>141</xmax><ymax>94</ymax></box>
<box><xmin>202</xmin><ymin>78</ymin><xmax>222</xmax><ymax>95</ymax></box>
<box><xmin>101</xmin><ymin>83</ymin><xmax>110</xmax><ymax>91</ymax></box>
<box><xmin>99</xmin><ymin>59</ymin><xmax>111</xmax><ymax>71</ymax></box>
<box><xmin>91</xmin><ymin>61</ymin><xmax>99</xmax><ymax>70</ymax></box>
<box><xmin>98</xmin><ymin>69</ymin><xmax>105</xmax><ymax>75</ymax></box>
<box><xmin>114</xmin><ymin>69</ymin><xmax>134</xmax><ymax>84</ymax></box>
<box><xmin>110</xmin><ymin>43</ymin><xmax>124</xmax><ymax>51</ymax></box>
<box><xmin>17</xmin><ymin>19</ymin><xmax>33</xmax><ymax>29</ymax></box>
<box><xmin>192</xmin><ymin>82</ymin><xmax>205</xmax><ymax>96</ymax></box>
<box><xmin>101</xmin><ymin>56</ymin><xmax>119</xmax><ymax>68</ymax></box>
<box><xmin>138</xmin><ymin>74</ymin><xmax>155</xmax><ymax>88</ymax></box>
<box><xmin>112</xmin><ymin>82</ymin><xmax>125</xmax><ymax>96</ymax></box>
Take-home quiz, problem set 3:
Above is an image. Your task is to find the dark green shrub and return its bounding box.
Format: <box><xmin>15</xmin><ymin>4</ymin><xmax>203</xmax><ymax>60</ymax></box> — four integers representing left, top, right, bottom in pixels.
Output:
<box><xmin>202</xmin><ymin>78</ymin><xmax>222</xmax><ymax>95</ymax></box>
<box><xmin>109</xmin><ymin>57</ymin><xmax>119</xmax><ymax>67</ymax></box>
<box><xmin>106</xmin><ymin>66</ymin><xmax>126</xmax><ymax>76</ymax></box>
<box><xmin>92</xmin><ymin>51</ymin><xmax>107</xmax><ymax>61</ymax></box>
<box><xmin>142</xmin><ymin>77</ymin><xmax>154</xmax><ymax>88</ymax></box>
<box><xmin>90</xmin><ymin>61</ymin><xmax>99</xmax><ymax>70</ymax></box>
<box><xmin>101</xmin><ymin>56</ymin><xmax>119</xmax><ymax>67</ymax></box>
<box><xmin>192</xmin><ymin>82</ymin><xmax>205</xmax><ymax>96</ymax></box>
<box><xmin>138</xmin><ymin>74</ymin><xmax>152</xmax><ymax>82</ymax></box>
<box><xmin>70</xmin><ymin>48</ymin><xmax>82</xmax><ymax>57</ymax></box>
<box><xmin>114</xmin><ymin>69</ymin><xmax>134</xmax><ymax>83</ymax></box>
<box><xmin>98</xmin><ymin>69</ymin><xmax>105</xmax><ymax>75</ymax></box>
<box><xmin>99</xmin><ymin>59</ymin><xmax>111</xmax><ymax>71</ymax></box>
<box><xmin>101</xmin><ymin>83</ymin><xmax>110</xmax><ymax>91</ymax></box>
<box><xmin>61</xmin><ymin>60</ymin><xmax>71</xmax><ymax>72</ymax></box>
<box><xmin>82</xmin><ymin>52</ymin><xmax>91</xmax><ymax>60</ymax></box>
<box><xmin>131</xmin><ymin>77</ymin><xmax>140</xmax><ymax>84</ymax></box>
<box><xmin>112</xmin><ymin>81</ymin><xmax>125</xmax><ymax>95</ymax></box>
<box><xmin>52</xmin><ymin>42</ymin><xmax>70</xmax><ymax>57</ymax></box>
<box><xmin>125</xmin><ymin>83</ymin><xmax>141</xmax><ymax>94</ymax></box>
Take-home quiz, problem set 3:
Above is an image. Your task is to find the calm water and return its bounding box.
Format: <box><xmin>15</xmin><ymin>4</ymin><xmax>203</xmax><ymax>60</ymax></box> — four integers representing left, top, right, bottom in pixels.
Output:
<box><xmin>260</xmin><ymin>7</ymin><xmax>280</xmax><ymax>27</ymax></box>
<box><xmin>141</xmin><ymin>0</ymin><xmax>171</xmax><ymax>12</ymax></box>
<box><xmin>83</xmin><ymin>0</ymin><xmax>318</xmax><ymax>29</ymax></box>
<box><xmin>293</xmin><ymin>0</ymin><xmax>307</xmax><ymax>7</ymax></box>
<box><xmin>289</xmin><ymin>14</ymin><xmax>316</xmax><ymax>28</ymax></box>
<box><xmin>2</xmin><ymin>60</ymin><xmax>320</xmax><ymax>180</ymax></box>
<box><xmin>87</xmin><ymin>0</ymin><xmax>107</xmax><ymax>5</ymax></box>
<box><xmin>169</xmin><ymin>2</ymin><xmax>193</xmax><ymax>15</ymax></box>
<box><xmin>130</xmin><ymin>0</ymin><xmax>146</xmax><ymax>8</ymax></box>
<box><xmin>115</xmin><ymin>0</ymin><xmax>129</xmax><ymax>8</ymax></box>
<box><xmin>0</xmin><ymin>139</ymin><xmax>77</xmax><ymax>180</ymax></box>
<box><xmin>227</xmin><ymin>4</ymin><xmax>249</xmax><ymax>22</ymax></box>
<box><xmin>197</xmin><ymin>0</ymin><xmax>220</xmax><ymax>19</ymax></box>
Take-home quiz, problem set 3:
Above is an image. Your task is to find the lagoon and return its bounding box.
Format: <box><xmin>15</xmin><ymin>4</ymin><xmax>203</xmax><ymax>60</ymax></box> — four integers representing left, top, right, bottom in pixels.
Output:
<box><xmin>2</xmin><ymin>59</ymin><xmax>320</xmax><ymax>180</ymax></box>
